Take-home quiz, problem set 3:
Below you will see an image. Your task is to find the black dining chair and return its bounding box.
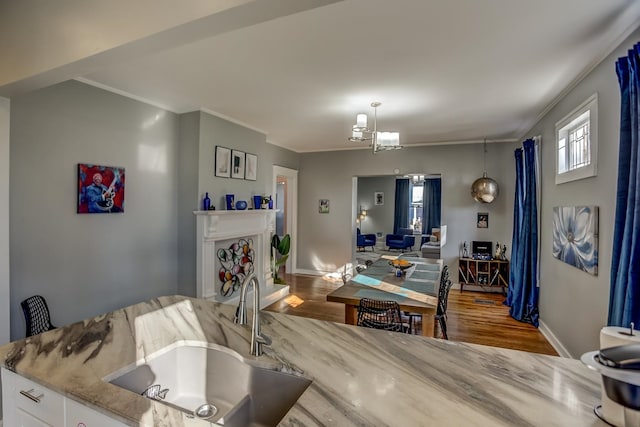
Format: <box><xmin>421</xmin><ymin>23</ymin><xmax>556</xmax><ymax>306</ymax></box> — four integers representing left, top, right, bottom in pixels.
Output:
<box><xmin>357</xmin><ymin>298</ymin><xmax>410</xmax><ymax>333</ymax></box>
<box><xmin>21</xmin><ymin>295</ymin><xmax>57</xmax><ymax>337</ymax></box>
<box><xmin>434</xmin><ymin>273</ymin><xmax>454</xmax><ymax>340</ymax></box>
<box><xmin>405</xmin><ymin>265</ymin><xmax>449</xmax><ymax>334</ymax></box>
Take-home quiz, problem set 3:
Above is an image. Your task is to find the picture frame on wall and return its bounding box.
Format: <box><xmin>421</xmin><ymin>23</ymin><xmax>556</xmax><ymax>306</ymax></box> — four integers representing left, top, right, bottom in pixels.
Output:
<box><xmin>215</xmin><ymin>146</ymin><xmax>231</xmax><ymax>178</ymax></box>
<box><xmin>245</xmin><ymin>153</ymin><xmax>257</xmax><ymax>181</ymax></box>
<box><xmin>231</xmin><ymin>150</ymin><xmax>245</xmax><ymax>179</ymax></box>
<box><xmin>77</xmin><ymin>163</ymin><xmax>125</xmax><ymax>214</ymax></box>
<box><xmin>319</xmin><ymin>199</ymin><xmax>330</xmax><ymax>214</ymax></box>
<box><xmin>477</xmin><ymin>212</ymin><xmax>488</xmax><ymax>228</ymax></box>
<box><xmin>374</xmin><ymin>192</ymin><xmax>384</xmax><ymax>205</ymax></box>
<box><xmin>552</xmin><ymin>206</ymin><xmax>599</xmax><ymax>276</ymax></box>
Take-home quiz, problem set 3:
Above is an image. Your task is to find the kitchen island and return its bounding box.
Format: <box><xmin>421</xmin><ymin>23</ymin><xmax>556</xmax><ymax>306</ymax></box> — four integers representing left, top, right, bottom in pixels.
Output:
<box><xmin>1</xmin><ymin>295</ymin><xmax>605</xmax><ymax>426</ymax></box>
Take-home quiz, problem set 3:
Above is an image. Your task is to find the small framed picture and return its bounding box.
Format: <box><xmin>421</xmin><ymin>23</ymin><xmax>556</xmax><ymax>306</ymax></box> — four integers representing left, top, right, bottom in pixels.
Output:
<box><xmin>245</xmin><ymin>153</ymin><xmax>257</xmax><ymax>181</ymax></box>
<box><xmin>319</xmin><ymin>199</ymin><xmax>330</xmax><ymax>214</ymax></box>
<box><xmin>231</xmin><ymin>150</ymin><xmax>245</xmax><ymax>179</ymax></box>
<box><xmin>477</xmin><ymin>212</ymin><xmax>489</xmax><ymax>228</ymax></box>
<box><xmin>374</xmin><ymin>191</ymin><xmax>384</xmax><ymax>206</ymax></box>
<box><xmin>215</xmin><ymin>146</ymin><xmax>231</xmax><ymax>178</ymax></box>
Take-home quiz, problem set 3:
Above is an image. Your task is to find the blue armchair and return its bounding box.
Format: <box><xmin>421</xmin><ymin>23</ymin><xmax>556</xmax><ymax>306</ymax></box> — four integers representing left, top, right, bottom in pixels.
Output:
<box><xmin>357</xmin><ymin>228</ymin><xmax>376</xmax><ymax>251</ymax></box>
<box><xmin>386</xmin><ymin>228</ymin><xmax>416</xmax><ymax>251</ymax></box>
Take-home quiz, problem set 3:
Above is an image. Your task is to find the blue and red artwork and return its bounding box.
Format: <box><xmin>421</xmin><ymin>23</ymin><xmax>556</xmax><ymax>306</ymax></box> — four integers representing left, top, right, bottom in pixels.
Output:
<box><xmin>77</xmin><ymin>164</ymin><xmax>125</xmax><ymax>214</ymax></box>
<box><xmin>217</xmin><ymin>239</ymin><xmax>254</xmax><ymax>296</ymax></box>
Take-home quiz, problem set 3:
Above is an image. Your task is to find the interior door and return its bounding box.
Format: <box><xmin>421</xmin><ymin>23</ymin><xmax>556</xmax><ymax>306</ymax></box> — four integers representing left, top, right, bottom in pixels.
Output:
<box><xmin>273</xmin><ymin>166</ymin><xmax>298</xmax><ymax>274</ymax></box>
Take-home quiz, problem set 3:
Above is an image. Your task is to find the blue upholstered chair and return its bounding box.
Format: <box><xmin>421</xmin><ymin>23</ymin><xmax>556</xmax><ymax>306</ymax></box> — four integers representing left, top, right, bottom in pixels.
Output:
<box><xmin>385</xmin><ymin>228</ymin><xmax>415</xmax><ymax>251</ymax></box>
<box><xmin>357</xmin><ymin>228</ymin><xmax>376</xmax><ymax>251</ymax></box>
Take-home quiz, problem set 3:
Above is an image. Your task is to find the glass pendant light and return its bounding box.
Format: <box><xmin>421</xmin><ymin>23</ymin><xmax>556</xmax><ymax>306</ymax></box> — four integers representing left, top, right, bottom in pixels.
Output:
<box><xmin>471</xmin><ymin>140</ymin><xmax>499</xmax><ymax>203</ymax></box>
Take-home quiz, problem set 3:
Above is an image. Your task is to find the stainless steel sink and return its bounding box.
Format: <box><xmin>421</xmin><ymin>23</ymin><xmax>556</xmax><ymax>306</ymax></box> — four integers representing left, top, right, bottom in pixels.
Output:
<box><xmin>105</xmin><ymin>342</ymin><xmax>311</xmax><ymax>426</ymax></box>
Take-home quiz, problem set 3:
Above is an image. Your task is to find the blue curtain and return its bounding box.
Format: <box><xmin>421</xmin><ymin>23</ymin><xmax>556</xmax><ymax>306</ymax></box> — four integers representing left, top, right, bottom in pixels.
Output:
<box><xmin>422</xmin><ymin>178</ymin><xmax>441</xmax><ymax>234</ymax></box>
<box><xmin>393</xmin><ymin>179</ymin><xmax>409</xmax><ymax>234</ymax></box>
<box><xmin>506</xmin><ymin>139</ymin><xmax>539</xmax><ymax>327</ymax></box>
<box><xmin>608</xmin><ymin>43</ymin><xmax>640</xmax><ymax>327</ymax></box>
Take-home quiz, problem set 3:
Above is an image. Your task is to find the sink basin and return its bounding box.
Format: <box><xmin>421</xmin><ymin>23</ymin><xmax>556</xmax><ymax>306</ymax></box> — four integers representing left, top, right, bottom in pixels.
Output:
<box><xmin>105</xmin><ymin>342</ymin><xmax>311</xmax><ymax>426</ymax></box>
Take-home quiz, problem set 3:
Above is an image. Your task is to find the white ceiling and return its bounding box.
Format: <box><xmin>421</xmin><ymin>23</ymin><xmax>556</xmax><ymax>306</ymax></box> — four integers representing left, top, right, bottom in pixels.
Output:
<box><xmin>80</xmin><ymin>0</ymin><xmax>640</xmax><ymax>153</ymax></box>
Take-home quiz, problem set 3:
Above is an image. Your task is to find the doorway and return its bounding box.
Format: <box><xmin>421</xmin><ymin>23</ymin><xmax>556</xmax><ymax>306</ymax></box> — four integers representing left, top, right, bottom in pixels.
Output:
<box><xmin>353</xmin><ymin>174</ymin><xmax>441</xmax><ymax>254</ymax></box>
<box><xmin>273</xmin><ymin>166</ymin><xmax>298</xmax><ymax>274</ymax></box>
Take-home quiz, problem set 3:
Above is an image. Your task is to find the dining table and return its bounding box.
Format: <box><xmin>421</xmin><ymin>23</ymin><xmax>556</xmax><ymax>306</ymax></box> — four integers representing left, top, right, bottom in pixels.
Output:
<box><xmin>327</xmin><ymin>256</ymin><xmax>443</xmax><ymax>336</ymax></box>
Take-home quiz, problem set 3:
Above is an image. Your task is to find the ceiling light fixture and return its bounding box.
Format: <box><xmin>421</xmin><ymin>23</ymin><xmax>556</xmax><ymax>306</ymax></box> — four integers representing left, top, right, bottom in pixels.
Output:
<box><xmin>471</xmin><ymin>139</ymin><xmax>499</xmax><ymax>203</ymax></box>
<box><xmin>348</xmin><ymin>102</ymin><xmax>402</xmax><ymax>153</ymax></box>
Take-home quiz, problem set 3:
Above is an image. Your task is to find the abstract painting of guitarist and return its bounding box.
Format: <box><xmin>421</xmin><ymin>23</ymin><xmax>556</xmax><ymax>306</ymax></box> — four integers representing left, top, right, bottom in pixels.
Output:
<box><xmin>77</xmin><ymin>164</ymin><xmax>125</xmax><ymax>214</ymax></box>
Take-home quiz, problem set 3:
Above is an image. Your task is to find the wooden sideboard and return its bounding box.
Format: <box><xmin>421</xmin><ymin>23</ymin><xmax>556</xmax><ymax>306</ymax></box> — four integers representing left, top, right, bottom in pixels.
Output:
<box><xmin>458</xmin><ymin>258</ymin><xmax>509</xmax><ymax>293</ymax></box>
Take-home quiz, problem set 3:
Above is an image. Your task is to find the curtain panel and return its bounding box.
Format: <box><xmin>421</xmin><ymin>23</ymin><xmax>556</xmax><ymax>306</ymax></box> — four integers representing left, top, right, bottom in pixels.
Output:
<box><xmin>393</xmin><ymin>179</ymin><xmax>410</xmax><ymax>234</ymax></box>
<box><xmin>506</xmin><ymin>138</ymin><xmax>540</xmax><ymax>327</ymax></box>
<box><xmin>422</xmin><ymin>178</ymin><xmax>441</xmax><ymax>235</ymax></box>
<box><xmin>609</xmin><ymin>43</ymin><xmax>640</xmax><ymax>327</ymax></box>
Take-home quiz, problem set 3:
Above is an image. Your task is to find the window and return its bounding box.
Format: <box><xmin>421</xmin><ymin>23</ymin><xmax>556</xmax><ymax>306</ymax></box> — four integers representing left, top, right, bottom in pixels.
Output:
<box><xmin>409</xmin><ymin>182</ymin><xmax>423</xmax><ymax>233</ymax></box>
<box><xmin>555</xmin><ymin>94</ymin><xmax>598</xmax><ymax>184</ymax></box>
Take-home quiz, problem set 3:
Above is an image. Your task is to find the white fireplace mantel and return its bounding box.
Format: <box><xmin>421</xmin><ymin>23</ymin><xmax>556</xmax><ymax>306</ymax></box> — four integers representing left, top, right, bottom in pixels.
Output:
<box><xmin>194</xmin><ymin>210</ymin><xmax>289</xmax><ymax>308</ymax></box>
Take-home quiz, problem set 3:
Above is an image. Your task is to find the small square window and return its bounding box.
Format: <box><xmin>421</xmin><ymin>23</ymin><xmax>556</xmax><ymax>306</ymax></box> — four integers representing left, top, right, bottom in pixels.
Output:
<box><xmin>555</xmin><ymin>94</ymin><xmax>598</xmax><ymax>184</ymax></box>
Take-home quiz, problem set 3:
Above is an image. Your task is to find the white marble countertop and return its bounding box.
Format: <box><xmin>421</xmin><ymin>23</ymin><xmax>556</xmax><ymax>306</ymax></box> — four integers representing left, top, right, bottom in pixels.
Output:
<box><xmin>0</xmin><ymin>295</ymin><xmax>606</xmax><ymax>426</ymax></box>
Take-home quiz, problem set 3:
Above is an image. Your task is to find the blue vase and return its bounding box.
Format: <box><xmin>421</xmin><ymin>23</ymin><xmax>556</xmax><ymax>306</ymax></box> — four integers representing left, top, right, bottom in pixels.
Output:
<box><xmin>236</xmin><ymin>200</ymin><xmax>247</xmax><ymax>210</ymax></box>
<box><xmin>203</xmin><ymin>192</ymin><xmax>211</xmax><ymax>211</ymax></box>
<box><xmin>225</xmin><ymin>194</ymin><xmax>234</xmax><ymax>210</ymax></box>
<box><xmin>253</xmin><ymin>195</ymin><xmax>263</xmax><ymax>210</ymax></box>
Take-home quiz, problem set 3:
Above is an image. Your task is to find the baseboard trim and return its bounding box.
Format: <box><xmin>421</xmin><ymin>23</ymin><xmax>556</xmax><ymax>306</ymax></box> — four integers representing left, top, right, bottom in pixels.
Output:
<box><xmin>452</xmin><ymin>282</ymin><xmax>505</xmax><ymax>293</ymax></box>
<box><xmin>294</xmin><ymin>268</ymin><xmax>327</xmax><ymax>276</ymax></box>
<box><xmin>539</xmin><ymin>319</ymin><xmax>573</xmax><ymax>358</ymax></box>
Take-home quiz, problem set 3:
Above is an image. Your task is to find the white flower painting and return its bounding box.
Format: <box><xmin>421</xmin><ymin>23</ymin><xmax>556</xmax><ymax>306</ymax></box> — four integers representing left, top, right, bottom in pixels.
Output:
<box><xmin>552</xmin><ymin>206</ymin><xmax>598</xmax><ymax>275</ymax></box>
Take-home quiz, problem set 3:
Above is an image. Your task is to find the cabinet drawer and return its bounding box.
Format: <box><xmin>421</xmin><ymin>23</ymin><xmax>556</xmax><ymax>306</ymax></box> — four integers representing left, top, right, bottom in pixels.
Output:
<box><xmin>12</xmin><ymin>371</ymin><xmax>65</xmax><ymax>427</ymax></box>
<box><xmin>66</xmin><ymin>398</ymin><xmax>128</xmax><ymax>427</ymax></box>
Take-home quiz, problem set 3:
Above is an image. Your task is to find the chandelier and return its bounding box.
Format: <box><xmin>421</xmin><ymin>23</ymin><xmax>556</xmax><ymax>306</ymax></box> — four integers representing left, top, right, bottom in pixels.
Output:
<box><xmin>348</xmin><ymin>102</ymin><xmax>402</xmax><ymax>153</ymax></box>
<box><xmin>471</xmin><ymin>139</ymin><xmax>499</xmax><ymax>203</ymax></box>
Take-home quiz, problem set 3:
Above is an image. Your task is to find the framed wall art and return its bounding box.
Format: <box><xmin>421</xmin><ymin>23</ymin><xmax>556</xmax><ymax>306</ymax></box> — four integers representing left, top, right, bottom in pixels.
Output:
<box><xmin>477</xmin><ymin>213</ymin><xmax>488</xmax><ymax>228</ymax></box>
<box><xmin>552</xmin><ymin>205</ymin><xmax>599</xmax><ymax>275</ymax></box>
<box><xmin>374</xmin><ymin>191</ymin><xmax>384</xmax><ymax>206</ymax></box>
<box><xmin>245</xmin><ymin>153</ymin><xmax>257</xmax><ymax>181</ymax></box>
<box><xmin>215</xmin><ymin>146</ymin><xmax>231</xmax><ymax>178</ymax></box>
<box><xmin>77</xmin><ymin>163</ymin><xmax>125</xmax><ymax>214</ymax></box>
<box><xmin>319</xmin><ymin>199</ymin><xmax>330</xmax><ymax>214</ymax></box>
<box><xmin>231</xmin><ymin>150</ymin><xmax>245</xmax><ymax>179</ymax></box>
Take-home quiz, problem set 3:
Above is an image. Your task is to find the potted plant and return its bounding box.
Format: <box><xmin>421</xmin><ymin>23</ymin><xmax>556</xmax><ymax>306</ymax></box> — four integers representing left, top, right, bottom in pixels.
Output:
<box><xmin>271</xmin><ymin>233</ymin><xmax>290</xmax><ymax>284</ymax></box>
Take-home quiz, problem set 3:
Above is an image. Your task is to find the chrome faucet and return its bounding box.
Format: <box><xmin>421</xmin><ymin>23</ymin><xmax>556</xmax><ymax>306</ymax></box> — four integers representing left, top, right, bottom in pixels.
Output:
<box><xmin>234</xmin><ymin>273</ymin><xmax>272</xmax><ymax>356</ymax></box>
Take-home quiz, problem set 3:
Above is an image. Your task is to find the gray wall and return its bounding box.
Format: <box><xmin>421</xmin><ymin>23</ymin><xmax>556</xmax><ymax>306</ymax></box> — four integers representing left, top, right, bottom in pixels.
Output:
<box><xmin>9</xmin><ymin>81</ymin><xmax>180</xmax><ymax>340</ymax></box>
<box><xmin>357</xmin><ymin>176</ymin><xmax>396</xmax><ymax>238</ymax></box>
<box><xmin>0</xmin><ymin>97</ymin><xmax>9</xmax><ymax>345</ymax></box>
<box><xmin>177</xmin><ymin>111</ymin><xmax>201</xmax><ymax>297</ymax></box>
<box><xmin>177</xmin><ymin>111</ymin><xmax>301</xmax><ymax>297</ymax></box>
<box><xmin>297</xmin><ymin>142</ymin><xmax>516</xmax><ymax>274</ymax></box>
<box><xmin>198</xmin><ymin>113</ymin><xmax>299</xmax><ymax>210</ymax></box>
<box><xmin>523</xmin><ymin>27</ymin><xmax>640</xmax><ymax>357</ymax></box>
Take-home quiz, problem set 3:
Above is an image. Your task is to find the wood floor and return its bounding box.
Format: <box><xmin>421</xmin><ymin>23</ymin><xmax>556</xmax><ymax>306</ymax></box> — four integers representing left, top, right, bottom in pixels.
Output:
<box><xmin>265</xmin><ymin>273</ymin><xmax>558</xmax><ymax>356</ymax></box>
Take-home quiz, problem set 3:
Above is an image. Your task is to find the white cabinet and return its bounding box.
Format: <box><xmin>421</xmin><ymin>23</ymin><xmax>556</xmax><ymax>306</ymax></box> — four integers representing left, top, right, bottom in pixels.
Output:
<box><xmin>15</xmin><ymin>407</ymin><xmax>53</xmax><ymax>427</ymax></box>
<box><xmin>2</xmin><ymin>367</ymin><xmax>62</xmax><ymax>427</ymax></box>
<box><xmin>66</xmin><ymin>398</ymin><xmax>126</xmax><ymax>427</ymax></box>
<box><xmin>2</xmin><ymin>368</ymin><xmax>127</xmax><ymax>427</ymax></box>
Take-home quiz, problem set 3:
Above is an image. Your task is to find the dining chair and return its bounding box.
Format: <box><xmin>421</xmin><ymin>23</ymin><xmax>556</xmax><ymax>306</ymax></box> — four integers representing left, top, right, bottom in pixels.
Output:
<box><xmin>434</xmin><ymin>272</ymin><xmax>454</xmax><ymax>340</ymax></box>
<box><xmin>21</xmin><ymin>295</ymin><xmax>57</xmax><ymax>337</ymax></box>
<box><xmin>356</xmin><ymin>298</ymin><xmax>409</xmax><ymax>333</ymax></box>
<box><xmin>405</xmin><ymin>265</ymin><xmax>450</xmax><ymax>334</ymax></box>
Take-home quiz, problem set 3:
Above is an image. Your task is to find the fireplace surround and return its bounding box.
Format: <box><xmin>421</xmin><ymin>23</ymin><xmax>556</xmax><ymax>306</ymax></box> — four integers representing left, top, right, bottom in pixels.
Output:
<box><xmin>194</xmin><ymin>210</ymin><xmax>289</xmax><ymax>308</ymax></box>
